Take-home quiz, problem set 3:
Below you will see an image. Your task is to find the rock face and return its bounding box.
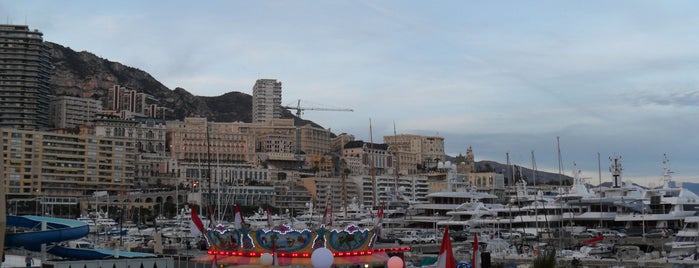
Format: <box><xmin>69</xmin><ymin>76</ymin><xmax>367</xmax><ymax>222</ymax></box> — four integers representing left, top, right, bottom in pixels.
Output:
<box><xmin>48</xmin><ymin>42</ymin><xmax>241</xmax><ymax>121</ymax></box>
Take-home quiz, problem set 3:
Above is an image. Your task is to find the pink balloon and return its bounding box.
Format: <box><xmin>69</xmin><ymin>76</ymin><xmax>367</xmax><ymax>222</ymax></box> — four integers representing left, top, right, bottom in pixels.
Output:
<box><xmin>387</xmin><ymin>256</ymin><xmax>404</xmax><ymax>268</ymax></box>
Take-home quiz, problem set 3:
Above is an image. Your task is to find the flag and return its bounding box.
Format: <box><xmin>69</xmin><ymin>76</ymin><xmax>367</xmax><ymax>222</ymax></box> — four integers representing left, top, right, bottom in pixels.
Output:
<box><xmin>436</xmin><ymin>227</ymin><xmax>455</xmax><ymax>268</ymax></box>
<box><xmin>191</xmin><ymin>206</ymin><xmax>205</xmax><ymax>233</ymax></box>
<box><xmin>266</xmin><ymin>207</ymin><xmax>273</xmax><ymax>229</ymax></box>
<box><xmin>377</xmin><ymin>205</ymin><xmax>384</xmax><ymax>219</ymax></box>
<box><xmin>190</xmin><ymin>218</ymin><xmax>202</xmax><ymax>237</ymax></box>
<box><xmin>322</xmin><ymin>206</ymin><xmax>328</xmax><ymax>225</ymax></box>
<box><xmin>209</xmin><ymin>207</ymin><xmax>215</xmax><ymax>228</ymax></box>
<box><xmin>234</xmin><ymin>204</ymin><xmax>245</xmax><ymax>229</ymax></box>
<box><xmin>472</xmin><ymin>232</ymin><xmax>481</xmax><ymax>268</ymax></box>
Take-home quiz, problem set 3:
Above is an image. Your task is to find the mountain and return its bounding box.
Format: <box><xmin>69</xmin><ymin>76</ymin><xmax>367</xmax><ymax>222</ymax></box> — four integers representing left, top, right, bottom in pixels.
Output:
<box><xmin>49</xmin><ymin>42</ymin><xmax>259</xmax><ymax>122</ymax></box>
<box><xmin>475</xmin><ymin>160</ymin><xmax>573</xmax><ymax>185</ymax></box>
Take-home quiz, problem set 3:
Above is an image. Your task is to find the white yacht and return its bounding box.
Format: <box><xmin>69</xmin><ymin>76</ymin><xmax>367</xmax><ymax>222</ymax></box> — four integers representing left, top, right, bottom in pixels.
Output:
<box><xmin>76</xmin><ymin>214</ymin><xmax>97</xmax><ymax>233</ymax></box>
<box><xmin>668</xmin><ymin>216</ymin><xmax>699</xmax><ymax>258</ymax></box>
<box><xmin>614</xmin><ymin>155</ymin><xmax>699</xmax><ymax>231</ymax></box>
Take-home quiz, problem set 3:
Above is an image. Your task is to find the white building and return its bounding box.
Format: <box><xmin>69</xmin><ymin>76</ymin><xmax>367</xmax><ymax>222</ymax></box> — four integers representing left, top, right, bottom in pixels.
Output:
<box><xmin>252</xmin><ymin>79</ymin><xmax>282</xmax><ymax>123</ymax></box>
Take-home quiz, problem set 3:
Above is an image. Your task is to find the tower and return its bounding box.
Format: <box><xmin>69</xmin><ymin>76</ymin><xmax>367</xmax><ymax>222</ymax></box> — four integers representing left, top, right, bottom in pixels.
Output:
<box><xmin>0</xmin><ymin>25</ymin><xmax>52</xmax><ymax>130</ymax></box>
<box><xmin>252</xmin><ymin>79</ymin><xmax>282</xmax><ymax>123</ymax></box>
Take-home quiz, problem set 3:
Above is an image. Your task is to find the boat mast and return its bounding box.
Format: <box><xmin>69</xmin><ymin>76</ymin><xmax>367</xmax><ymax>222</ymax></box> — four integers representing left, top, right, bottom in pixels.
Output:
<box><xmin>597</xmin><ymin>152</ymin><xmax>602</xmax><ymax>228</ymax></box>
<box><xmin>556</xmin><ymin>136</ymin><xmax>564</xmax><ymax>249</ymax></box>
<box><xmin>393</xmin><ymin>121</ymin><xmax>399</xmax><ymax>196</ymax></box>
<box><xmin>370</xmin><ymin>118</ymin><xmax>377</xmax><ymax>207</ymax></box>
<box><xmin>206</xmin><ymin>120</ymin><xmax>214</xmax><ymax>226</ymax></box>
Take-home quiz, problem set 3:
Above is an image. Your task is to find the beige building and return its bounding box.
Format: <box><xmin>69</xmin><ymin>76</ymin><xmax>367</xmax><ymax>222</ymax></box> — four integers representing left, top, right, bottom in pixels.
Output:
<box><xmin>94</xmin><ymin>114</ymin><xmax>169</xmax><ymax>186</ymax></box>
<box><xmin>166</xmin><ymin>118</ymin><xmax>302</xmax><ymax>185</ymax></box>
<box><xmin>341</xmin><ymin>141</ymin><xmax>393</xmax><ymax>176</ymax></box>
<box><xmin>383</xmin><ymin>134</ymin><xmax>445</xmax><ymax>175</ymax></box>
<box><xmin>330</xmin><ymin>133</ymin><xmax>354</xmax><ymax>153</ymax></box>
<box><xmin>0</xmin><ymin>129</ymin><xmax>134</xmax><ymax>199</ymax></box>
<box><xmin>299</xmin><ymin>124</ymin><xmax>332</xmax><ymax>157</ymax></box>
<box><xmin>166</xmin><ymin>118</ymin><xmax>257</xmax><ymax>188</ymax></box>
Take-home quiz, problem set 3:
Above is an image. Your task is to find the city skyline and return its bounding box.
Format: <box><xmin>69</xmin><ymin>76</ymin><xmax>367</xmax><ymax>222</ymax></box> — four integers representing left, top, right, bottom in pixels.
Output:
<box><xmin>2</xmin><ymin>1</ymin><xmax>699</xmax><ymax>185</ymax></box>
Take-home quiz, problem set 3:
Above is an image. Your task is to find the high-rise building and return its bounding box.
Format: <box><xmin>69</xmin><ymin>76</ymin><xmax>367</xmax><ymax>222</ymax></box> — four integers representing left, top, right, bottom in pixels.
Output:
<box><xmin>0</xmin><ymin>25</ymin><xmax>52</xmax><ymax>130</ymax></box>
<box><xmin>252</xmin><ymin>79</ymin><xmax>282</xmax><ymax>123</ymax></box>
<box><xmin>105</xmin><ymin>85</ymin><xmax>159</xmax><ymax>119</ymax></box>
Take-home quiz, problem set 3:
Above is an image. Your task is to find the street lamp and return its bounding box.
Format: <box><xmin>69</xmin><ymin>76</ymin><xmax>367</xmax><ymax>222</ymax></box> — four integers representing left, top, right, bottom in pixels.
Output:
<box><xmin>642</xmin><ymin>207</ymin><xmax>647</xmax><ymax>241</ymax></box>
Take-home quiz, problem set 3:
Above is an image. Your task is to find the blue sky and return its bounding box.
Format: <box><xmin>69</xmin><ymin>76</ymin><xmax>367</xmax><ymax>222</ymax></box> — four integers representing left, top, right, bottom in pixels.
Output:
<box><xmin>3</xmin><ymin>1</ymin><xmax>699</xmax><ymax>186</ymax></box>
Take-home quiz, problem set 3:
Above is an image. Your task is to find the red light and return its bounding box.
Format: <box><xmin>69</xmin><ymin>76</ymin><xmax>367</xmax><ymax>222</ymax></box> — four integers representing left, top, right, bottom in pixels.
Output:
<box><xmin>280</xmin><ymin>253</ymin><xmax>286</xmax><ymax>257</ymax></box>
<box><xmin>292</xmin><ymin>253</ymin><xmax>298</xmax><ymax>257</ymax></box>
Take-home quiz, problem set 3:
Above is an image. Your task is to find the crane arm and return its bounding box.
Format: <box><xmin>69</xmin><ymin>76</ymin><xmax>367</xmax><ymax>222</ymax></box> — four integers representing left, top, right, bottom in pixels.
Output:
<box><xmin>281</xmin><ymin>99</ymin><xmax>353</xmax><ymax>117</ymax></box>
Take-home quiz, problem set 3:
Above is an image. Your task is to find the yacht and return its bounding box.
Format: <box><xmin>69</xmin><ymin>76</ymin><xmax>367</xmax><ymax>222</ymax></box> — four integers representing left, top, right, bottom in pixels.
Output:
<box><xmin>614</xmin><ymin>155</ymin><xmax>699</xmax><ymax>231</ymax></box>
<box><xmin>668</xmin><ymin>216</ymin><xmax>699</xmax><ymax>258</ymax></box>
<box><xmin>76</xmin><ymin>215</ymin><xmax>97</xmax><ymax>233</ymax></box>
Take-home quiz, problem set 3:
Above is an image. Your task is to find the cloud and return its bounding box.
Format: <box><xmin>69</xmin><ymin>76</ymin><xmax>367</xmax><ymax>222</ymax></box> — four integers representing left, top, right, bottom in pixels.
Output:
<box><xmin>631</xmin><ymin>90</ymin><xmax>699</xmax><ymax>107</ymax></box>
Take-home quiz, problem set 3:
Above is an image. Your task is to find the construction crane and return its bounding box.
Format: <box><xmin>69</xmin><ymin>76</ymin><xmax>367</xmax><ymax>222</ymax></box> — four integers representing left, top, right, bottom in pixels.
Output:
<box><xmin>281</xmin><ymin>99</ymin><xmax>353</xmax><ymax>166</ymax></box>
<box><xmin>282</xmin><ymin>99</ymin><xmax>354</xmax><ymax>119</ymax></box>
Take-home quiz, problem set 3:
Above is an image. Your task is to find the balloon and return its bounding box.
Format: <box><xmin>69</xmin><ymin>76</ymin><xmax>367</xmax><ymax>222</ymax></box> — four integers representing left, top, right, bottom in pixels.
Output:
<box><xmin>387</xmin><ymin>256</ymin><xmax>404</xmax><ymax>268</ymax></box>
<box><xmin>260</xmin><ymin>253</ymin><xmax>273</xmax><ymax>265</ymax></box>
<box><xmin>311</xmin><ymin>247</ymin><xmax>334</xmax><ymax>268</ymax></box>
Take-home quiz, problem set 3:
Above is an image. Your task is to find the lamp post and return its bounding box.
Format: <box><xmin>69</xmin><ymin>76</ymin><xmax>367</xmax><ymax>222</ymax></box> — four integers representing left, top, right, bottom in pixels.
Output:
<box><xmin>642</xmin><ymin>208</ymin><xmax>647</xmax><ymax>242</ymax></box>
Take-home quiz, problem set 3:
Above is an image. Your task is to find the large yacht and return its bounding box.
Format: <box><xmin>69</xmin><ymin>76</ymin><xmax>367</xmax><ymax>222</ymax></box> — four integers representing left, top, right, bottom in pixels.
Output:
<box><xmin>614</xmin><ymin>155</ymin><xmax>699</xmax><ymax>231</ymax></box>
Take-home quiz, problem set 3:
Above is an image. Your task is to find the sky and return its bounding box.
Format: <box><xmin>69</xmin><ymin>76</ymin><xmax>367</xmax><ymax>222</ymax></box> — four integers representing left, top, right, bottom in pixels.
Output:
<box><xmin>2</xmin><ymin>1</ymin><xmax>699</xmax><ymax>186</ymax></box>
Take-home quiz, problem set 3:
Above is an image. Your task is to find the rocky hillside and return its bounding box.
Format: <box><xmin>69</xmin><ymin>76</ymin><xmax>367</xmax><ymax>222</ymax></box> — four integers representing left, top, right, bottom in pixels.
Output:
<box><xmin>49</xmin><ymin>42</ymin><xmax>240</xmax><ymax>121</ymax></box>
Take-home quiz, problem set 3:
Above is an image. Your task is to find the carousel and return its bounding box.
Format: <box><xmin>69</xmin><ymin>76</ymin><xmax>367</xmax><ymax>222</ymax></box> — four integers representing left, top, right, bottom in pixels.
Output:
<box><xmin>192</xmin><ymin>208</ymin><xmax>409</xmax><ymax>267</ymax></box>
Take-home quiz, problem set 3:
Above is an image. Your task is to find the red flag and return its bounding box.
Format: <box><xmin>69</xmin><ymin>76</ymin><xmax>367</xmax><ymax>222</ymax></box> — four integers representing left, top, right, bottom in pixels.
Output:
<box><xmin>472</xmin><ymin>232</ymin><xmax>481</xmax><ymax>268</ymax></box>
<box><xmin>436</xmin><ymin>227</ymin><xmax>455</xmax><ymax>268</ymax></box>
<box><xmin>266</xmin><ymin>207</ymin><xmax>273</xmax><ymax>229</ymax></box>
<box><xmin>191</xmin><ymin>206</ymin><xmax>205</xmax><ymax>232</ymax></box>
<box><xmin>234</xmin><ymin>204</ymin><xmax>245</xmax><ymax>229</ymax></box>
<box><xmin>377</xmin><ymin>205</ymin><xmax>384</xmax><ymax>219</ymax></box>
<box><xmin>582</xmin><ymin>233</ymin><xmax>604</xmax><ymax>245</ymax></box>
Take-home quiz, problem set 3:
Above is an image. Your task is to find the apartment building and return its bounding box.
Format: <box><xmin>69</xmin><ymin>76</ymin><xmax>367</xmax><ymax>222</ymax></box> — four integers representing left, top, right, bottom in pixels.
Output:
<box><xmin>352</xmin><ymin>175</ymin><xmax>429</xmax><ymax>208</ymax></box>
<box><xmin>0</xmin><ymin>24</ymin><xmax>52</xmax><ymax>130</ymax></box>
<box><xmin>252</xmin><ymin>79</ymin><xmax>282</xmax><ymax>123</ymax></box>
<box><xmin>48</xmin><ymin>95</ymin><xmax>102</xmax><ymax>129</ymax></box>
<box><xmin>0</xmin><ymin>129</ymin><xmax>134</xmax><ymax>199</ymax></box>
